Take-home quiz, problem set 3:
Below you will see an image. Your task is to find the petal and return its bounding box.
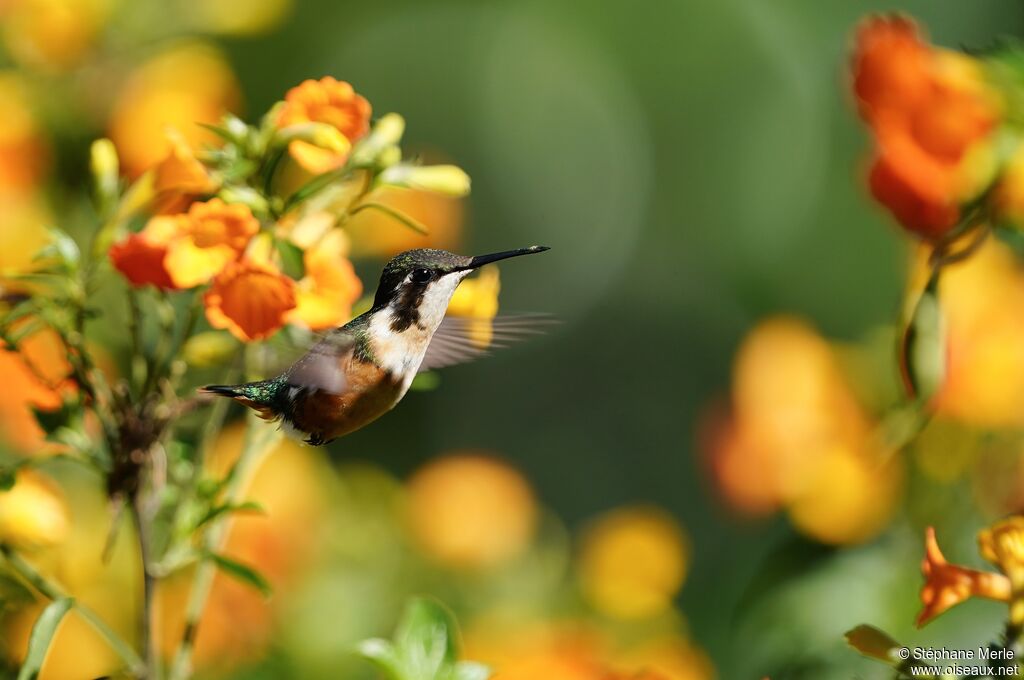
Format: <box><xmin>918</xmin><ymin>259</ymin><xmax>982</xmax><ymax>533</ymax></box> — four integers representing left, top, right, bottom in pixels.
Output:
<box><xmin>205</xmin><ymin>260</ymin><xmax>296</xmax><ymax>341</ymax></box>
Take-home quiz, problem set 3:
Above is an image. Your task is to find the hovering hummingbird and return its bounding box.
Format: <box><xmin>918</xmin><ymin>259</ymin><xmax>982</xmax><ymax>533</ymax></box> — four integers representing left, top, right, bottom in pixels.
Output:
<box><xmin>201</xmin><ymin>246</ymin><xmax>550</xmax><ymax>445</ymax></box>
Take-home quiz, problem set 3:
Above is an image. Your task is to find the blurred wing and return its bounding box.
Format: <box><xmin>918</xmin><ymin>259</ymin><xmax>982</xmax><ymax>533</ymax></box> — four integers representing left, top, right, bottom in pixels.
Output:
<box><xmin>284</xmin><ymin>331</ymin><xmax>357</xmax><ymax>395</ymax></box>
<box><xmin>419</xmin><ymin>314</ymin><xmax>556</xmax><ymax>372</ymax></box>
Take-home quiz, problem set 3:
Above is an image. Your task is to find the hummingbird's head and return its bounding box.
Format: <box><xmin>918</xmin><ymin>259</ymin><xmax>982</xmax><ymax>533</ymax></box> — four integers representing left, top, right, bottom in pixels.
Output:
<box><xmin>372</xmin><ymin>246</ymin><xmax>549</xmax><ymax>332</ymax></box>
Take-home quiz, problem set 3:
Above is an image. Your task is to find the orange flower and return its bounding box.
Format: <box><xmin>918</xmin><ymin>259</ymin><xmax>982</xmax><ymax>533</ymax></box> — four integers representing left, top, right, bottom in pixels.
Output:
<box><xmin>108</xmin><ymin>216</ymin><xmax>181</xmax><ymax>290</ymax></box>
<box><xmin>153</xmin><ymin>130</ymin><xmax>218</xmax><ymax>198</ymax></box>
<box><xmin>0</xmin><ymin>329</ymin><xmax>70</xmax><ymax>453</ymax></box>
<box><xmin>918</xmin><ymin>527</ymin><xmax>1010</xmax><ymax>627</ymax></box>
<box><xmin>165</xmin><ymin>198</ymin><xmax>259</xmax><ymax>288</ymax></box>
<box><xmin>286</xmin><ymin>229</ymin><xmax>362</xmax><ymax>330</ymax></box>
<box><xmin>276</xmin><ymin>77</ymin><xmax>371</xmax><ymax>174</ymax></box>
<box><xmin>852</xmin><ymin>16</ymin><xmax>1000</xmax><ymax>239</ymax></box>
<box><xmin>204</xmin><ymin>259</ymin><xmax>296</xmax><ymax>341</ymax></box>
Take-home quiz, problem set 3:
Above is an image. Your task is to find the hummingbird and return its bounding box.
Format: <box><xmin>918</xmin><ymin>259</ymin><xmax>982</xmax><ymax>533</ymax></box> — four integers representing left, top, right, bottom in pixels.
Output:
<box><xmin>201</xmin><ymin>246</ymin><xmax>550</xmax><ymax>445</ymax></box>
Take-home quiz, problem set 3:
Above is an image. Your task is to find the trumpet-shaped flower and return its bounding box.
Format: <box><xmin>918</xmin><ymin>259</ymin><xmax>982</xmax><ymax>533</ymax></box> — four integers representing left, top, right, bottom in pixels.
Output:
<box><xmin>286</xmin><ymin>229</ymin><xmax>362</xmax><ymax>330</ymax></box>
<box><xmin>918</xmin><ymin>527</ymin><xmax>1011</xmax><ymax>627</ymax></box>
<box><xmin>165</xmin><ymin>198</ymin><xmax>259</xmax><ymax>288</ymax></box>
<box><xmin>108</xmin><ymin>216</ymin><xmax>181</xmax><ymax>290</ymax></box>
<box><xmin>276</xmin><ymin>77</ymin><xmax>371</xmax><ymax>174</ymax></box>
<box><xmin>204</xmin><ymin>258</ymin><xmax>296</xmax><ymax>341</ymax></box>
<box><xmin>153</xmin><ymin>130</ymin><xmax>219</xmax><ymax>199</ymax></box>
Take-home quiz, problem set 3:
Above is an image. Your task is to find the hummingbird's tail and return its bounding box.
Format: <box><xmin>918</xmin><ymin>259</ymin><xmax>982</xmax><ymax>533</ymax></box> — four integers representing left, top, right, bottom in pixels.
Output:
<box><xmin>199</xmin><ymin>381</ymin><xmax>280</xmax><ymax>421</ymax></box>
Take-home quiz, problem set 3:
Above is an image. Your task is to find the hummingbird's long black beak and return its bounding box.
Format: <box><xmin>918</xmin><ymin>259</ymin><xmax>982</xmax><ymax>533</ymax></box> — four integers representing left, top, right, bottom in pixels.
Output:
<box><xmin>462</xmin><ymin>245</ymin><xmax>550</xmax><ymax>270</ymax></box>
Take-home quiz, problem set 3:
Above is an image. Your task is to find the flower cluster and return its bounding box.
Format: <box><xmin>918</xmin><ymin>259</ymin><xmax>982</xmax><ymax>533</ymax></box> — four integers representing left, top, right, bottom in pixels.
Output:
<box><xmin>703</xmin><ymin>316</ymin><xmax>902</xmax><ymax>545</ymax></box>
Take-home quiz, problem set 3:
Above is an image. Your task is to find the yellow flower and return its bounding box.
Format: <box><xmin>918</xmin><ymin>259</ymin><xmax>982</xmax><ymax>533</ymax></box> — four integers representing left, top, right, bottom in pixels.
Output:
<box><xmin>918</xmin><ymin>527</ymin><xmax>1011</xmax><ymax>627</ymax></box>
<box><xmin>276</xmin><ymin>77</ymin><xmax>371</xmax><ymax>174</ymax></box>
<box><xmin>286</xmin><ymin>229</ymin><xmax>363</xmax><ymax>330</ymax></box>
<box><xmin>0</xmin><ymin>190</ymin><xmax>52</xmax><ymax>277</ymax></box>
<box><xmin>204</xmin><ymin>258</ymin><xmax>297</xmax><ymax>342</ymax></box>
<box><xmin>1</xmin><ymin>0</ymin><xmax>112</xmax><ymax>71</ymax></box>
<box><xmin>0</xmin><ymin>73</ymin><xmax>49</xmax><ymax>191</ymax></box>
<box><xmin>405</xmin><ymin>453</ymin><xmax>538</xmax><ymax>569</ymax></box>
<box><xmin>446</xmin><ymin>265</ymin><xmax>500</xmax><ymax>347</ymax></box>
<box><xmin>109</xmin><ymin>41</ymin><xmax>241</xmax><ymax>176</ymax></box>
<box><xmin>978</xmin><ymin>516</ymin><xmax>1024</xmax><ymax>623</ymax></box>
<box><xmin>786</xmin><ymin>443</ymin><xmax>903</xmax><ymax>546</ymax></box>
<box><xmin>380</xmin><ymin>164</ymin><xmax>472</xmax><ymax>197</ymax></box>
<box><xmin>180</xmin><ymin>0</ymin><xmax>292</xmax><ymax>36</ymax></box>
<box><xmin>931</xmin><ymin>239</ymin><xmax>1024</xmax><ymax>427</ymax></box>
<box><xmin>0</xmin><ymin>470</ymin><xmax>70</xmax><ymax>549</ymax></box>
<box><xmin>165</xmin><ymin>198</ymin><xmax>259</xmax><ymax>288</ymax></box>
<box><xmin>578</xmin><ymin>506</ymin><xmax>689</xmax><ymax>620</ymax></box>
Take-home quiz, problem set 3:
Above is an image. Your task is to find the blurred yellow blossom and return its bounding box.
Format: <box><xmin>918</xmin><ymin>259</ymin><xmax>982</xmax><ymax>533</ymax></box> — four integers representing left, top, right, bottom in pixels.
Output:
<box><xmin>918</xmin><ymin>526</ymin><xmax>1010</xmax><ymax>627</ymax></box>
<box><xmin>345</xmin><ymin>186</ymin><xmax>464</xmax><ymax>257</ymax></box>
<box><xmin>446</xmin><ymin>265</ymin><xmax>500</xmax><ymax>347</ymax></box>
<box><xmin>182</xmin><ymin>0</ymin><xmax>292</xmax><ymax>35</ymax></box>
<box><xmin>705</xmin><ymin>316</ymin><xmax>901</xmax><ymax>544</ymax></box>
<box><xmin>1</xmin><ymin>0</ymin><xmax>112</xmax><ymax>71</ymax></box>
<box><xmin>0</xmin><ymin>73</ymin><xmax>49</xmax><ymax>190</ymax></box>
<box><xmin>109</xmin><ymin>42</ymin><xmax>241</xmax><ymax>176</ymax></box>
<box><xmin>0</xmin><ymin>190</ymin><xmax>52</xmax><ymax>277</ymax></box>
<box><xmin>578</xmin><ymin>506</ymin><xmax>689</xmax><ymax>620</ymax></box>
<box><xmin>978</xmin><ymin>516</ymin><xmax>1024</xmax><ymax>623</ymax></box>
<box><xmin>405</xmin><ymin>453</ymin><xmax>538</xmax><ymax>569</ymax></box>
<box><xmin>930</xmin><ymin>239</ymin><xmax>1024</xmax><ymax>427</ymax></box>
<box><xmin>0</xmin><ymin>470</ymin><xmax>69</xmax><ymax>549</ymax></box>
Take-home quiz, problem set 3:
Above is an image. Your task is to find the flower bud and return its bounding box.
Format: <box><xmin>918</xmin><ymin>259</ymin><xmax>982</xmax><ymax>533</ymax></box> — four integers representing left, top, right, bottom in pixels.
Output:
<box><xmin>90</xmin><ymin>138</ymin><xmax>120</xmax><ymax>214</ymax></box>
<box><xmin>219</xmin><ymin>185</ymin><xmax>271</xmax><ymax>217</ymax></box>
<box><xmin>275</xmin><ymin>123</ymin><xmax>352</xmax><ymax>154</ymax></box>
<box><xmin>380</xmin><ymin>164</ymin><xmax>471</xmax><ymax>197</ymax></box>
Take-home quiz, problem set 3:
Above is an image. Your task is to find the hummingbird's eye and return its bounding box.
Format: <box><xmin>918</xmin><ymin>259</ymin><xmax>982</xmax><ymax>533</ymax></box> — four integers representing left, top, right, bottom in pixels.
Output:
<box><xmin>411</xmin><ymin>268</ymin><xmax>432</xmax><ymax>284</ymax></box>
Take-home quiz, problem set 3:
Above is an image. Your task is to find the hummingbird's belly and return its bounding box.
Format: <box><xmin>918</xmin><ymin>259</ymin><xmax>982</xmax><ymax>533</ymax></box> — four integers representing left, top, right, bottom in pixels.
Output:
<box><xmin>288</xmin><ymin>367</ymin><xmax>410</xmax><ymax>443</ymax></box>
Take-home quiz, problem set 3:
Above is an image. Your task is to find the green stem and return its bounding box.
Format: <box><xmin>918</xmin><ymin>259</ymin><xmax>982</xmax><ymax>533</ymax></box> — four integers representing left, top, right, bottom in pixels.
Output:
<box><xmin>349</xmin><ymin>201</ymin><xmax>429</xmax><ymax>234</ymax></box>
<box><xmin>167</xmin><ymin>414</ymin><xmax>280</xmax><ymax>680</ymax></box>
<box><xmin>1</xmin><ymin>545</ymin><xmax>145</xmax><ymax>675</ymax></box>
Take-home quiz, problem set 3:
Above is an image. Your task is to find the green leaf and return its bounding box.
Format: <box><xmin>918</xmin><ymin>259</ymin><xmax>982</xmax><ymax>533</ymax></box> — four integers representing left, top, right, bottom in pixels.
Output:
<box><xmin>196</xmin><ymin>501</ymin><xmax>265</xmax><ymax>529</ymax></box>
<box><xmin>395</xmin><ymin>597</ymin><xmax>459</xmax><ymax>678</ymax></box>
<box><xmin>205</xmin><ymin>552</ymin><xmax>272</xmax><ymax>598</ymax></box>
<box><xmin>17</xmin><ymin>597</ymin><xmax>73</xmax><ymax>680</ymax></box>
<box><xmin>275</xmin><ymin>239</ymin><xmax>306</xmax><ymax>280</ymax></box>
<box><xmin>453</xmin><ymin>661</ymin><xmax>491</xmax><ymax>680</ymax></box>
<box><xmin>355</xmin><ymin>638</ymin><xmax>404</xmax><ymax>680</ymax></box>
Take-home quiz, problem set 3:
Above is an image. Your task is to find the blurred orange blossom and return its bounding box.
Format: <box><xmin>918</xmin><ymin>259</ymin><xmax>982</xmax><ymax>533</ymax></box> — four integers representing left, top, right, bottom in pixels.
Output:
<box><xmin>405</xmin><ymin>453</ymin><xmax>538</xmax><ymax>569</ymax></box>
<box><xmin>705</xmin><ymin>317</ymin><xmax>902</xmax><ymax>545</ymax></box>
<box><xmin>852</xmin><ymin>15</ymin><xmax>1000</xmax><ymax>239</ymax></box>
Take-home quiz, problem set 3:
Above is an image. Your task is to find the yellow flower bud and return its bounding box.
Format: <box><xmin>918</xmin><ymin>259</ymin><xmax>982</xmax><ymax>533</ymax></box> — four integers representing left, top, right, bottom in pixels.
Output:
<box><xmin>373</xmin><ymin>113</ymin><xmax>405</xmax><ymax>147</ymax></box>
<box><xmin>89</xmin><ymin>138</ymin><xmax>120</xmax><ymax>216</ymax></box>
<box><xmin>380</xmin><ymin>164</ymin><xmax>471</xmax><ymax>197</ymax></box>
<box><xmin>276</xmin><ymin>122</ymin><xmax>352</xmax><ymax>154</ymax></box>
<box><xmin>0</xmin><ymin>470</ymin><xmax>70</xmax><ymax>549</ymax></box>
<box><xmin>183</xmin><ymin>331</ymin><xmax>239</xmax><ymax>368</ymax></box>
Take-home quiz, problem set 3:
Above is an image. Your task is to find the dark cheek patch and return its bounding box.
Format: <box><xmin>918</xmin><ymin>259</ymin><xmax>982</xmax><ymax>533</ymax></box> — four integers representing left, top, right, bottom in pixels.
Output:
<box><xmin>390</xmin><ymin>282</ymin><xmax>427</xmax><ymax>332</ymax></box>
